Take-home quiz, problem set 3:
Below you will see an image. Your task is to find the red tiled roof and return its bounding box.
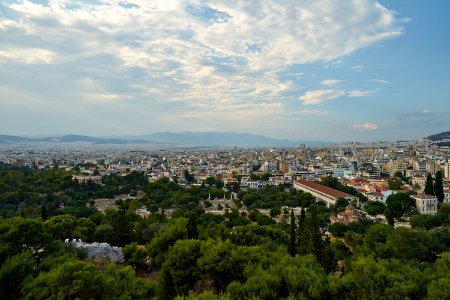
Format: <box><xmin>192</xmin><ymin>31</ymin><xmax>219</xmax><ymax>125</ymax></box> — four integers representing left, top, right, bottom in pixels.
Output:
<box><xmin>295</xmin><ymin>179</ymin><xmax>353</xmax><ymax>199</ymax></box>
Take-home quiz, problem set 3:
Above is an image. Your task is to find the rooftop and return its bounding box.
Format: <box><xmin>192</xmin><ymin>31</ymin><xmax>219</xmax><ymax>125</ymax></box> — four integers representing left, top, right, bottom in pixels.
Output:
<box><xmin>295</xmin><ymin>179</ymin><xmax>353</xmax><ymax>199</ymax></box>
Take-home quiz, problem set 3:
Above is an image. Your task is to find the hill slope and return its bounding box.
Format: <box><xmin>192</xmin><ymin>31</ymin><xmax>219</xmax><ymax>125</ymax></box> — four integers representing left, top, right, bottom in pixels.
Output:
<box><xmin>426</xmin><ymin>131</ymin><xmax>450</xmax><ymax>141</ymax></box>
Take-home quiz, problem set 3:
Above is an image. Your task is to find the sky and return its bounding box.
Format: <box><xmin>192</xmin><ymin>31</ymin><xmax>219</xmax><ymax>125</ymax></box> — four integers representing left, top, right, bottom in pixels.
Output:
<box><xmin>0</xmin><ymin>0</ymin><xmax>449</xmax><ymax>142</ymax></box>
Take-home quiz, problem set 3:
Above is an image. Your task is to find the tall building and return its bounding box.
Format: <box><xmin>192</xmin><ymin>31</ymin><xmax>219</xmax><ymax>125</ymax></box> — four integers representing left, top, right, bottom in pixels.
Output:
<box><xmin>280</xmin><ymin>162</ymin><xmax>289</xmax><ymax>173</ymax></box>
<box><xmin>427</xmin><ymin>160</ymin><xmax>440</xmax><ymax>174</ymax></box>
<box><xmin>444</xmin><ymin>162</ymin><xmax>450</xmax><ymax>179</ymax></box>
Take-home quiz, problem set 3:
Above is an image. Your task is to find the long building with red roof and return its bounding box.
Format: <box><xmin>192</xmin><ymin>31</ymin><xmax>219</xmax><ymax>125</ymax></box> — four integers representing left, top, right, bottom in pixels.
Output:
<box><xmin>294</xmin><ymin>179</ymin><xmax>356</xmax><ymax>207</ymax></box>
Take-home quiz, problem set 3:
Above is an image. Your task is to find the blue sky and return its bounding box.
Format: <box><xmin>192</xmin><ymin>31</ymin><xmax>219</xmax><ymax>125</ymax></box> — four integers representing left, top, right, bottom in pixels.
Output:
<box><xmin>0</xmin><ymin>0</ymin><xmax>449</xmax><ymax>142</ymax></box>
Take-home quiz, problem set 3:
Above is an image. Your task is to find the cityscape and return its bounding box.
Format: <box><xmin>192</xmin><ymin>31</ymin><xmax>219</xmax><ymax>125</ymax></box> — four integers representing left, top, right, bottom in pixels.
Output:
<box><xmin>1</xmin><ymin>0</ymin><xmax>450</xmax><ymax>299</ymax></box>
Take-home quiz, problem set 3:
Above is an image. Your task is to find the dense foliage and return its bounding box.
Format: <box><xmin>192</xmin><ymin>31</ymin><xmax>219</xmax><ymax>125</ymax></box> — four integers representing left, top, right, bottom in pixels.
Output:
<box><xmin>1</xmin><ymin>167</ymin><xmax>450</xmax><ymax>299</ymax></box>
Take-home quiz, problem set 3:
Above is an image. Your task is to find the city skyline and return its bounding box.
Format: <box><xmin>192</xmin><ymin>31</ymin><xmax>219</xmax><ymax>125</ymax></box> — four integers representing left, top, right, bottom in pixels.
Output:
<box><xmin>1</xmin><ymin>0</ymin><xmax>449</xmax><ymax>142</ymax></box>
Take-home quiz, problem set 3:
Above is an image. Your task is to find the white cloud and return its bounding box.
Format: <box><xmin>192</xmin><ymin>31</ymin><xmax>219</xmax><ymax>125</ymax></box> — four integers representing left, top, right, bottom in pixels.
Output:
<box><xmin>321</xmin><ymin>79</ymin><xmax>342</xmax><ymax>86</ymax></box>
<box><xmin>299</xmin><ymin>89</ymin><xmax>345</xmax><ymax>105</ymax></box>
<box><xmin>0</xmin><ymin>48</ymin><xmax>55</xmax><ymax>64</ymax></box>
<box><xmin>421</xmin><ymin>109</ymin><xmax>432</xmax><ymax>114</ymax></box>
<box><xmin>348</xmin><ymin>90</ymin><xmax>377</xmax><ymax>97</ymax></box>
<box><xmin>351</xmin><ymin>65</ymin><xmax>364</xmax><ymax>72</ymax></box>
<box><xmin>0</xmin><ymin>0</ymin><xmax>403</xmax><ymax>135</ymax></box>
<box><xmin>364</xmin><ymin>78</ymin><xmax>391</xmax><ymax>84</ymax></box>
<box><xmin>352</xmin><ymin>123</ymin><xmax>378</xmax><ymax>130</ymax></box>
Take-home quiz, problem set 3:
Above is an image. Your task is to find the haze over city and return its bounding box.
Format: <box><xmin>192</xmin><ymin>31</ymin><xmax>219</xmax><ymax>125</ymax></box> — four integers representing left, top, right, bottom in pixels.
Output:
<box><xmin>1</xmin><ymin>0</ymin><xmax>449</xmax><ymax>142</ymax></box>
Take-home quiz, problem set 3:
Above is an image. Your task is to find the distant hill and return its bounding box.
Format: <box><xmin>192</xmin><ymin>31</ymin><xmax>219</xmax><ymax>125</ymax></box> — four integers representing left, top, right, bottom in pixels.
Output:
<box><xmin>0</xmin><ymin>135</ymin><xmax>32</xmax><ymax>143</ymax></box>
<box><xmin>0</xmin><ymin>132</ymin><xmax>331</xmax><ymax>147</ymax></box>
<box><xmin>36</xmin><ymin>135</ymin><xmax>155</xmax><ymax>144</ymax></box>
<box><xmin>426</xmin><ymin>131</ymin><xmax>450</xmax><ymax>141</ymax></box>
<box><xmin>0</xmin><ymin>135</ymin><xmax>155</xmax><ymax>145</ymax></box>
<box><xmin>132</xmin><ymin>132</ymin><xmax>329</xmax><ymax>147</ymax></box>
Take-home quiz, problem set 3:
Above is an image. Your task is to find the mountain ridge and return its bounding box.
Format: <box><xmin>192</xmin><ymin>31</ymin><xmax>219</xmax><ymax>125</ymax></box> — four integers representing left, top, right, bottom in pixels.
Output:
<box><xmin>426</xmin><ymin>131</ymin><xmax>450</xmax><ymax>141</ymax></box>
<box><xmin>0</xmin><ymin>132</ymin><xmax>330</xmax><ymax>146</ymax></box>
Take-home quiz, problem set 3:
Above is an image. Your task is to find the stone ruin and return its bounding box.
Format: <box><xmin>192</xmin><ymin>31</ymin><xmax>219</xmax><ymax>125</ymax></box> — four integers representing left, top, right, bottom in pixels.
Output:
<box><xmin>66</xmin><ymin>239</ymin><xmax>124</xmax><ymax>263</ymax></box>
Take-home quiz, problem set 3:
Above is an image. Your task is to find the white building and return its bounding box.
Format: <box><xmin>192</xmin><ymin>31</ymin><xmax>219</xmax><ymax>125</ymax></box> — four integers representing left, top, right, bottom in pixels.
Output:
<box><xmin>412</xmin><ymin>194</ymin><xmax>438</xmax><ymax>215</ymax></box>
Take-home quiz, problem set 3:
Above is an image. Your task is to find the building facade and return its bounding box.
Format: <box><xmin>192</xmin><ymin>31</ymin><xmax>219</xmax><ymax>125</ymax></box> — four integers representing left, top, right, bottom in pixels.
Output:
<box><xmin>294</xmin><ymin>179</ymin><xmax>356</xmax><ymax>207</ymax></box>
<box><xmin>412</xmin><ymin>194</ymin><xmax>438</xmax><ymax>215</ymax></box>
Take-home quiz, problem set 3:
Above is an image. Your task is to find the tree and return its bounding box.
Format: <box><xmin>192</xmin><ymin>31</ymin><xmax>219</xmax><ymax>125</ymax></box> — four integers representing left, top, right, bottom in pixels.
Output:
<box><xmin>388</xmin><ymin>177</ymin><xmax>403</xmax><ymax>190</ymax></box>
<box><xmin>146</xmin><ymin>218</ymin><xmax>188</xmax><ymax>266</ymax></box>
<box><xmin>0</xmin><ymin>251</ymin><xmax>35</xmax><ymax>299</ymax></box>
<box><xmin>298</xmin><ymin>207</ymin><xmax>308</xmax><ymax>254</ymax></box>
<box><xmin>184</xmin><ymin>170</ymin><xmax>195</xmax><ymax>183</ymax></box>
<box><xmin>289</xmin><ymin>210</ymin><xmax>296</xmax><ymax>257</ymax></box>
<box><xmin>363</xmin><ymin>223</ymin><xmax>393</xmax><ymax>258</ymax></box>
<box><xmin>329</xmin><ymin>222</ymin><xmax>348</xmax><ymax>237</ymax></box>
<box><xmin>187</xmin><ymin>213</ymin><xmax>198</xmax><ymax>239</ymax></box>
<box><xmin>328</xmin><ymin>256</ymin><xmax>428</xmax><ymax>299</ymax></box>
<box><xmin>159</xmin><ymin>239</ymin><xmax>202</xmax><ymax>299</ymax></box>
<box><xmin>435</xmin><ymin>171</ymin><xmax>444</xmax><ymax>202</ymax></box>
<box><xmin>385</xmin><ymin>193</ymin><xmax>415</xmax><ymax>219</ymax></box>
<box><xmin>40</xmin><ymin>204</ymin><xmax>47</xmax><ymax>221</ymax></box>
<box><xmin>365</xmin><ymin>201</ymin><xmax>386</xmax><ymax>216</ymax></box>
<box><xmin>3</xmin><ymin>217</ymin><xmax>51</xmax><ymax>252</ymax></box>
<box><xmin>44</xmin><ymin>214</ymin><xmax>77</xmax><ymax>240</ymax></box>
<box><xmin>270</xmin><ymin>207</ymin><xmax>281</xmax><ymax>217</ymax></box>
<box><xmin>306</xmin><ymin>205</ymin><xmax>324</xmax><ymax>259</ymax></box>
<box><xmin>410</xmin><ymin>214</ymin><xmax>442</xmax><ymax>230</ymax></box>
<box><xmin>205</xmin><ymin>176</ymin><xmax>216</xmax><ymax>186</ymax></box>
<box><xmin>425</xmin><ymin>174</ymin><xmax>434</xmax><ymax>195</ymax></box>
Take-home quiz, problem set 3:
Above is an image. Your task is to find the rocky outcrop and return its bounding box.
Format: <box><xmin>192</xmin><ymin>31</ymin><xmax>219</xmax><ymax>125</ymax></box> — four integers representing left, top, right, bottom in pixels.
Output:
<box><xmin>71</xmin><ymin>241</ymin><xmax>124</xmax><ymax>262</ymax></box>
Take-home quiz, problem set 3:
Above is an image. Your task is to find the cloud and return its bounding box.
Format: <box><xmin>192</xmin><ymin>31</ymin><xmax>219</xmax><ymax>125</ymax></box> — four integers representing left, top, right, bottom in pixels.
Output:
<box><xmin>351</xmin><ymin>65</ymin><xmax>364</xmax><ymax>72</ymax></box>
<box><xmin>397</xmin><ymin>110</ymin><xmax>444</xmax><ymax>125</ymax></box>
<box><xmin>352</xmin><ymin>123</ymin><xmax>378</xmax><ymax>130</ymax></box>
<box><xmin>0</xmin><ymin>0</ymin><xmax>404</xmax><ymax>135</ymax></box>
<box><xmin>348</xmin><ymin>90</ymin><xmax>377</xmax><ymax>97</ymax></box>
<box><xmin>364</xmin><ymin>78</ymin><xmax>391</xmax><ymax>84</ymax></box>
<box><xmin>0</xmin><ymin>48</ymin><xmax>55</xmax><ymax>64</ymax></box>
<box><xmin>321</xmin><ymin>79</ymin><xmax>342</xmax><ymax>86</ymax></box>
<box><xmin>299</xmin><ymin>89</ymin><xmax>345</xmax><ymax>105</ymax></box>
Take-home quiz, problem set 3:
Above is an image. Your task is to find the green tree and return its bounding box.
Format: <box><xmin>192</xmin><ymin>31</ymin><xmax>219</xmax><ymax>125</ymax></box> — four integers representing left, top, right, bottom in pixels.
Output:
<box><xmin>365</xmin><ymin>200</ymin><xmax>386</xmax><ymax>216</ymax></box>
<box><xmin>44</xmin><ymin>214</ymin><xmax>77</xmax><ymax>240</ymax></box>
<box><xmin>0</xmin><ymin>251</ymin><xmax>35</xmax><ymax>299</ymax></box>
<box><xmin>424</xmin><ymin>173</ymin><xmax>434</xmax><ymax>195</ymax></box>
<box><xmin>159</xmin><ymin>239</ymin><xmax>202</xmax><ymax>299</ymax></box>
<box><xmin>388</xmin><ymin>177</ymin><xmax>404</xmax><ymax>190</ymax></box>
<box><xmin>363</xmin><ymin>223</ymin><xmax>393</xmax><ymax>258</ymax></box>
<box><xmin>205</xmin><ymin>176</ymin><xmax>216</xmax><ymax>186</ymax></box>
<box><xmin>22</xmin><ymin>260</ymin><xmax>101</xmax><ymax>300</ymax></box>
<box><xmin>187</xmin><ymin>213</ymin><xmax>199</xmax><ymax>239</ymax></box>
<box><xmin>122</xmin><ymin>242</ymin><xmax>147</xmax><ymax>268</ymax></box>
<box><xmin>270</xmin><ymin>207</ymin><xmax>281</xmax><ymax>217</ymax></box>
<box><xmin>328</xmin><ymin>256</ymin><xmax>428</xmax><ymax>299</ymax></box>
<box><xmin>40</xmin><ymin>204</ymin><xmax>47</xmax><ymax>221</ymax></box>
<box><xmin>289</xmin><ymin>210</ymin><xmax>296</xmax><ymax>257</ymax></box>
<box><xmin>93</xmin><ymin>224</ymin><xmax>115</xmax><ymax>243</ymax></box>
<box><xmin>184</xmin><ymin>170</ymin><xmax>195</xmax><ymax>183</ymax></box>
<box><xmin>387</xmin><ymin>227</ymin><xmax>443</xmax><ymax>262</ymax></box>
<box><xmin>329</xmin><ymin>222</ymin><xmax>348</xmax><ymax>237</ymax></box>
<box><xmin>306</xmin><ymin>205</ymin><xmax>324</xmax><ymax>259</ymax></box>
<box><xmin>435</xmin><ymin>171</ymin><xmax>444</xmax><ymax>202</ymax></box>
<box><xmin>426</xmin><ymin>253</ymin><xmax>450</xmax><ymax>299</ymax></box>
<box><xmin>146</xmin><ymin>218</ymin><xmax>188</xmax><ymax>266</ymax></box>
<box><xmin>298</xmin><ymin>207</ymin><xmax>308</xmax><ymax>254</ymax></box>
<box><xmin>385</xmin><ymin>193</ymin><xmax>415</xmax><ymax>219</ymax></box>
<box><xmin>2</xmin><ymin>217</ymin><xmax>51</xmax><ymax>253</ymax></box>
<box><xmin>410</xmin><ymin>214</ymin><xmax>442</xmax><ymax>230</ymax></box>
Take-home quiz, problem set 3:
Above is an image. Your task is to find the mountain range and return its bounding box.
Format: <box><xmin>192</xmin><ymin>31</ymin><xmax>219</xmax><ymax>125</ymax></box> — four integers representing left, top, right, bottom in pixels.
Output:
<box><xmin>0</xmin><ymin>132</ymin><xmax>330</xmax><ymax>147</ymax></box>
